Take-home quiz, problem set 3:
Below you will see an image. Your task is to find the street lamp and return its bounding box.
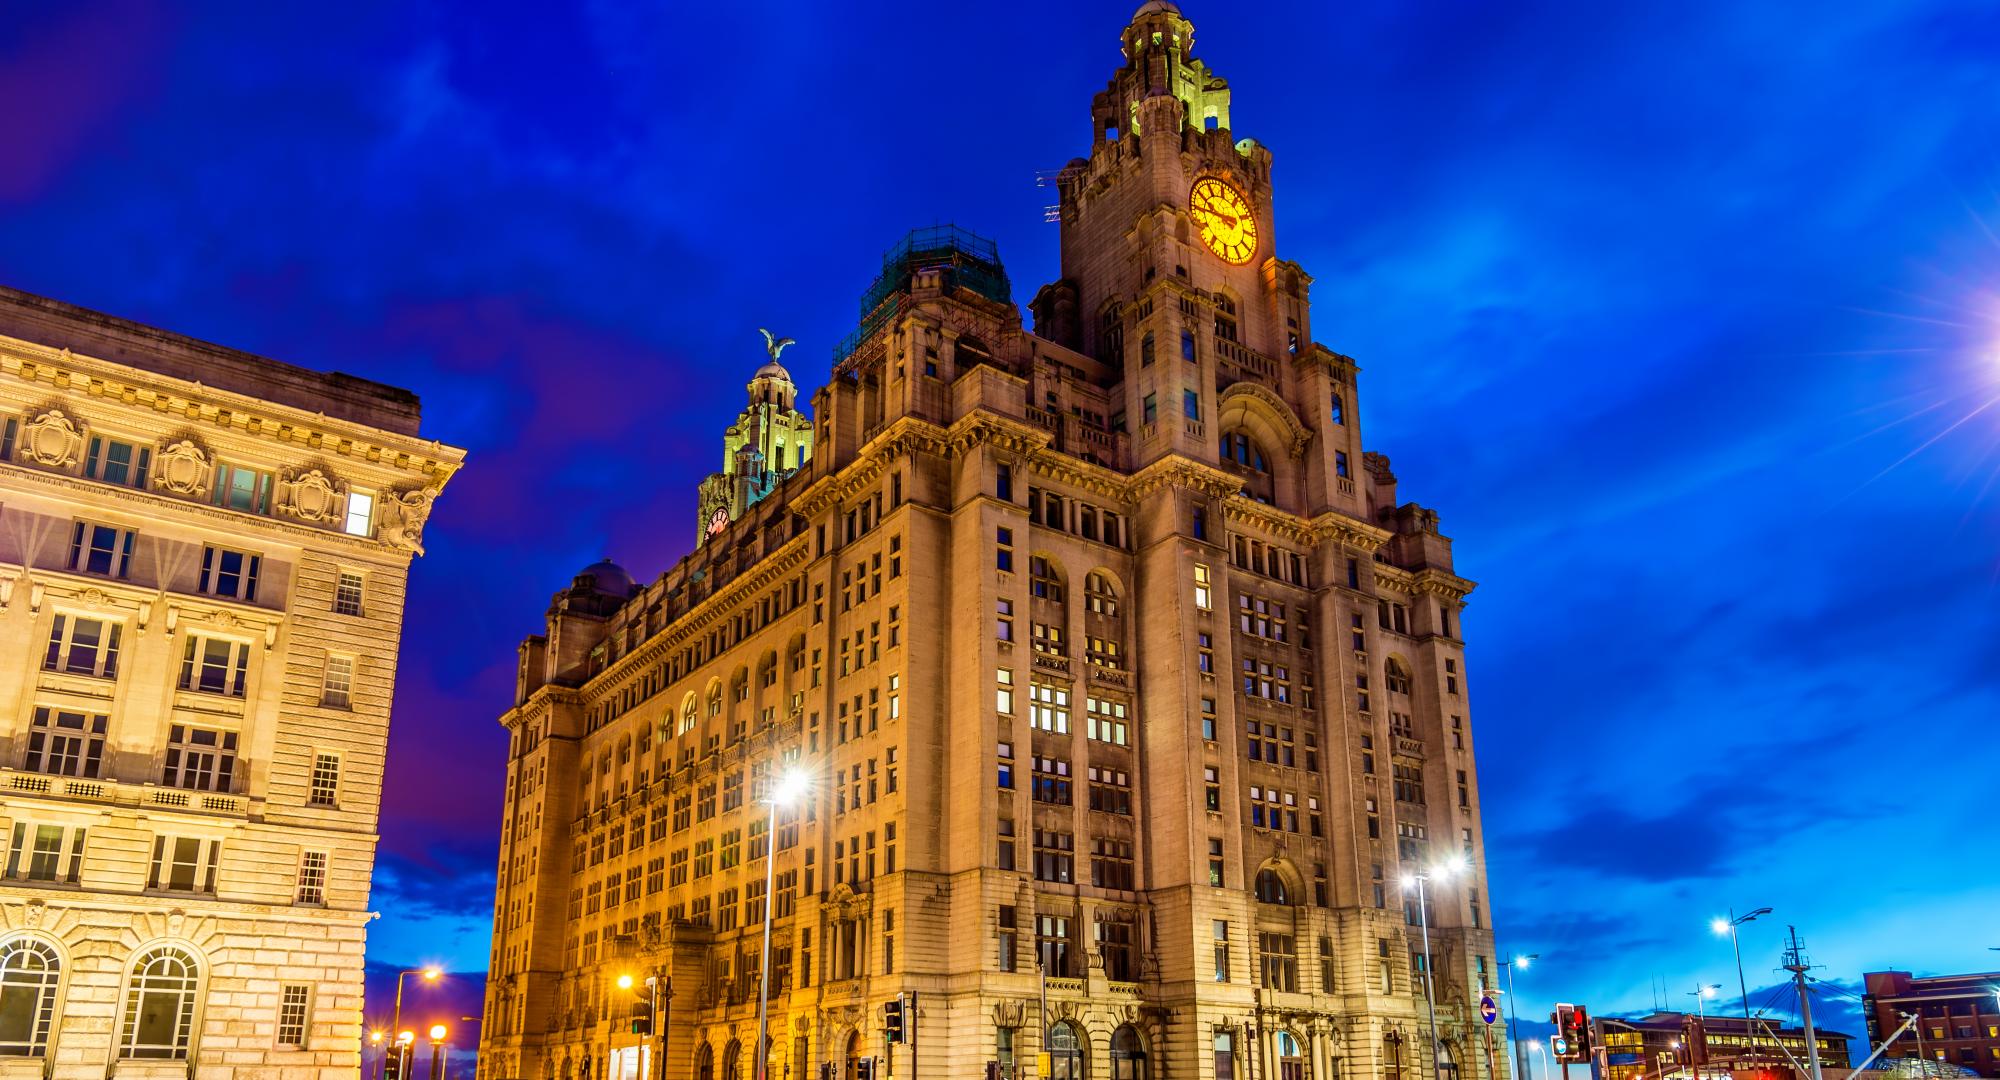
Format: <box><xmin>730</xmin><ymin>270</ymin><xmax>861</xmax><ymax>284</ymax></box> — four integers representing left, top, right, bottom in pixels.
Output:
<box><xmin>1688</xmin><ymin>983</ymin><xmax>1721</xmax><ymax>1020</ymax></box>
<box><xmin>388</xmin><ymin>965</ymin><xmax>443</xmax><ymax>1077</ymax></box>
<box><xmin>428</xmin><ymin>1024</ymin><xmax>448</xmax><ymax>1080</ymax></box>
<box><xmin>1404</xmin><ymin>855</ymin><xmax>1469</xmax><ymax>1080</ymax></box>
<box><xmin>756</xmin><ymin>768</ymin><xmax>811</xmax><ymax>1080</ymax></box>
<box><xmin>1505</xmin><ymin>955</ymin><xmax>1539</xmax><ymax>1080</ymax></box>
<box><xmin>1528</xmin><ymin>1038</ymin><xmax>1550</xmax><ymax>1080</ymax></box>
<box><xmin>1713</xmin><ymin>908</ymin><xmax>1770</xmax><ymax>1065</ymax></box>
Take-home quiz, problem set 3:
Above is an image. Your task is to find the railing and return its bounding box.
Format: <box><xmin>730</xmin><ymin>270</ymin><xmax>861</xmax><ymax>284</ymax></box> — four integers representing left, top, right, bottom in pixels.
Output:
<box><xmin>1087</xmin><ymin>665</ymin><xmax>1129</xmax><ymax>689</ymax></box>
<box><xmin>1395</xmin><ymin>737</ymin><xmax>1425</xmax><ymax>756</ymax></box>
<box><xmin>1032</xmin><ymin>654</ymin><xmax>1072</xmax><ymax>677</ymax></box>
<box><xmin>1216</xmin><ymin>337</ymin><xmax>1278</xmax><ymax>379</ymax></box>
<box><xmin>0</xmin><ymin>768</ymin><xmax>249</xmax><ymax>818</ymax></box>
<box><xmin>1045</xmin><ymin>977</ymin><xmax>1087</xmax><ymax>994</ymax></box>
<box><xmin>1337</xmin><ymin>477</ymin><xmax>1355</xmax><ymax>496</ymax></box>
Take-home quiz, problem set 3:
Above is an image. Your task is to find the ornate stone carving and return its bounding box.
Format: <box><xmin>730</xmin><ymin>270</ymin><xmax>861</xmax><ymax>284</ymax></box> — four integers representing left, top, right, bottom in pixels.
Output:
<box><xmin>20</xmin><ymin>410</ymin><xmax>84</xmax><ymax>467</ymax></box>
<box><xmin>378</xmin><ymin>487</ymin><xmax>437</xmax><ymax>554</ymax></box>
<box><xmin>22</xmin><ymin>901</ymin><xmax>45</xmax><ymax>929</ymax></box>
<box><xmin>278</xmin><ymin>468</ymin><xmax>345</xmax><ymax>524</ymax></box>
<box><xmin>78</xmin><ymin>587</ymin><xmax>107</xmax><ymax>607</ymax></box>
<box><xmin>994</xmin><ymin>1000</ymin><xmax>1028</xmax><ymax>1028</ymax></box>
<box><xmin>153</xmin><ymin>440</ymin><xmax>212</xmax><ymax>496</ymax></box>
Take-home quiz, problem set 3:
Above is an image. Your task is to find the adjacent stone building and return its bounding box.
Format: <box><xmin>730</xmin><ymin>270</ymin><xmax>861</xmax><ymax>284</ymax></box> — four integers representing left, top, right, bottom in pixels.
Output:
<box><xmin>1864</xmin><ymin>970</ymin><xmax>2000</xmax><ymax>1078</ymax></box>
<box><xmin>0</xmin><ymin>286</ymin><xmax>462</xmax><ymax>1076</ymax></box>
<box><xmin>479</xmin><ymin>5</ymin><xmax>1499</xmax><ymax>1080</ymax></box>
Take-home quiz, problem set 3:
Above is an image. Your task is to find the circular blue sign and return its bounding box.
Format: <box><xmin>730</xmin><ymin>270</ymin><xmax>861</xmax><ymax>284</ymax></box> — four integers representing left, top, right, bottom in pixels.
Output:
<box><xmin>1479</xmin><ymin>996</ymin><xmax>1498</xmax><ymax>1025</ymax></box>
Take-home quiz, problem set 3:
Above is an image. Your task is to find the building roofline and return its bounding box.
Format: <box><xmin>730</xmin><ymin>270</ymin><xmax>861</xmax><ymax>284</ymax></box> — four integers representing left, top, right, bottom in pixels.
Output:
<box><xmin>0</xmin><ymin>284</ymin><xmax>423</xmax><ymax>437</ymax></box>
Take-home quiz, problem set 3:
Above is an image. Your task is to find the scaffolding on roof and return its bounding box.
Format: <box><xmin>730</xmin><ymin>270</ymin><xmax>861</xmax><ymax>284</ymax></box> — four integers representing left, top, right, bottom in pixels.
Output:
<box><xmin>832</xmin><ymin>225</ymin><xmax>1011</xmax><ymax>365</ymax></box>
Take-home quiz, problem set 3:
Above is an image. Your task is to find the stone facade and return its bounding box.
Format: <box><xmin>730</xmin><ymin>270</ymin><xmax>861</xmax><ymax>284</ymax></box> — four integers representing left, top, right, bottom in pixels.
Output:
<box><xmin>479</xmin><ymin>6</ymin><xmax>1501</xmax><ymax>1080</ymax></box>
<box><xmin>0</xmin><ymin>286</ymin><xmax>463</xmax><ymax>1076</ymax></box>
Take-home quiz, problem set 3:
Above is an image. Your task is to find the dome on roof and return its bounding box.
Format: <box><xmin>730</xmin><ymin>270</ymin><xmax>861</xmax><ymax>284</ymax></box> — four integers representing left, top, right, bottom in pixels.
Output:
<box><xmin>753</xmin><ymin>359</ymin><xmax>794</xmax><ymax>383</ymax></box>
<box><xmin>1133</xmin><ymin>0</ymin><xmax>1182</xmax><ymax>17</ymax></box>
<box><xmin>576</xmin><ymin>558</ymin><xmax>634</xmax><ymax>597</ymax></box>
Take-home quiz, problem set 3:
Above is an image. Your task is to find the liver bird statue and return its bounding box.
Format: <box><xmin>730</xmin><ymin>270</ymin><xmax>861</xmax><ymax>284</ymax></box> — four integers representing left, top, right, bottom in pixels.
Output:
<box><xmin>759</xmin><ymin>328</ymin><xmax>795</xmax><ymax>363</ymax></box>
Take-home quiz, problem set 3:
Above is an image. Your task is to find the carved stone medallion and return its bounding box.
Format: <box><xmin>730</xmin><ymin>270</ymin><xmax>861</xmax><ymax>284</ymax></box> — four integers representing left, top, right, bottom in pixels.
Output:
<box><xmin>154</xmin><ymin>440</ymin><xmax>212</xmax><ymax>496</ymax></box>
<box><xmin>20</xmin><ymin>410</ymin><xmax>84</xmax><ymax>467</ymax></box>
<box><xmin>279</xmin><ymin>468</ymin><xmax>344</xmax><ymax>524</ymax></box>
<box><xmin>379</xmin><ymin>487</ymin><xmax>437</xmax><ymax>554</ymax></box>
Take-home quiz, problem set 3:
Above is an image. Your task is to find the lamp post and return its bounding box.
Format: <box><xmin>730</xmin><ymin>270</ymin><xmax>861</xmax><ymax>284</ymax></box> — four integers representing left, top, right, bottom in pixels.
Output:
<box><xmin>1712</xmin><ymin>908</ymin><xmax>1770</xmax><ymax>1067</ymax></box>
<box><xmin>1688</xmin><ymin>984</ymin><xmax>1720</xmax><ymax>1021</ymax></box>
<box><xmin>1403</xmin><ymin>855</ymin><xmax>1468</xmax><ymax>1080</ymax></box>
<box><xmin>756</xmin><ymin>769</ymin><xmax>811</xmax><ymax>1080</ymax></box>
<box><xmin>427</xmin><ymin>1024</ymin><xmax>448</xmax><ymax>1080</ymax></box>
<box><xmin>388</xmin><ymin>966</ymin><xmax>442</xmax><ymax>1075</ymax></box>
<box><xmin>1529</xmin><ymin>1038</ymin><xmax>1550</xmax><ymax>1080</ymax></box>
<box><xmin>1505</xmin><ymin>955</ymin><xmax>1538</xmax><ymax>1080</ymax></box>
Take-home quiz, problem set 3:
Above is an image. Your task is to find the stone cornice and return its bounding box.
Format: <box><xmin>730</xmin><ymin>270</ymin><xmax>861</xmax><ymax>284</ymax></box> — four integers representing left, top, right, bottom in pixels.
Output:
<box><xmin>1412</xmin><ymin>567</ymin><xmax>1477</xmax><ymax>601</ymax></box>
<box><xmin>1125</xmin><ymin>456</ymin><xmax>1242</xmax><ymax>503</ymax></box>
<box><xmin>1305</xmin><ymin>511</ymin><xmax>1392</xmax><ymax>553</ymax></box>
<box><xmin>0</xmin><ymin>337</ymin><xmax>464</xmax><ymax>487</ymax></box>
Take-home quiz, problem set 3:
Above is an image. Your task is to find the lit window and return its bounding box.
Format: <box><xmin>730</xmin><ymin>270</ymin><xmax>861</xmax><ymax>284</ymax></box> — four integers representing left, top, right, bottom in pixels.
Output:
<box><xmin>4</xmin><ymin>823</ymin><xmax>87</xmax><ymax>883</ymax></box>
<box><xmin>296</xmin><ymin>851</ymin><xmax>328</xmax><ymax>905</ymax></box>
<box><xmin>276</xmin><ymin>984</ymin><xmax>311</xmax><ymax>1047</ymax></box>
<box><xmin>147</xmin><ymin>836</ymin><xmax>220</xmax><ymax>893</ymax></box>
<box><xmin>162</xmin><ymin>725</ymin><xmax>238</xmax><ymax>792</ymax></box>
<box><xmin>178</xmin><ymin>636</ymin><xmax>250</xmax><ymax>697</ymax></box>
<box><xmin>333</xmin><ymin>572</ymin><xmax>364</xmax><ymax>616</ymax></box>
<box><xmin>24</xmin><ymin>707</ymin><xmax>107</xmax><ymax>778</ymax></box>
<box><xmin>1193</xmin><ymin>563</ymin><xmax>1213</xmax><ymax>610</ymax></box>
<box><xmin>118</xmin><ymin>946</ymin><xmax>200</xmax><ymax>1058</ymax></box>
<box><xmin>68</xmin><ymin>522</ymin><xmax>136</xmax><ymax>578</ymax></box>
<box><xmin>0</xmin><ymin>938</ymin><xmax>62</xmax><ymax>1054</ymax></box>
<box><xmin>344</xmin><ymin>489</ymin><xmax>375</xmax><ymax>537</ymax></box>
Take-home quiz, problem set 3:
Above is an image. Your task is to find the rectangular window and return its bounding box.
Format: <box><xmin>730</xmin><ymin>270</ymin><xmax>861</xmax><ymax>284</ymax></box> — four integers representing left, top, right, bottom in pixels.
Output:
<box><xmin>997</xmin><ymin>463</ymin><xmax>1013</xmax><ymax>502</ymax></box>
<box><xmin>1037</xmin><ymin>914</ymin><xmax>1071</xmax><ymax>976</ymax></box>
<box><xmin>1193</xmin><ymin>563</ymin><xmax>1213</xmax><ymax>610</ymax></box>
<box><xmin>1213</xmin><ymin>920</ymin><xmax>1230</xmax><ymax>982</ymax></box>
<box><xmin>996</xmin><ymin>668</ymin><xmax>1015</xmax><ymax>714</ymax></box>
<box><xmin>1182</xmin><ymin>330</ymin><xmax>1197</xmax><ymax>362</ymax></box>
<box><xmin>5</xmin><ymin>822</ymin><xmax>87</xmax><ymax>883</ymax></box>
<box><xmin>43</xmin><ymin>614</ymin><xmax>123</xmax><ymax>678</ymax></box>
<box><xmin>1183</xmin><ymin>388</ymin><xmax>1201</xmax><ymax>420</ymax></box>
<box><xmin>344</xmin><ymin>489</ymin><xmax>375</xmax><ymax>536</ymax></box>
<box><xmin>334</xmin><ymin>571</ymin><xmax>364</xmax><ymax>616</ymax></box>
<box><xmin>309</xmin><ymin>753</ymin><xmax>341</xmax><ymax>808</ymax></box>
<box><xmin>321</xmin><ymin>655</ymin><xmax>354</xmax><ymax>709</ymax></box>
<box><xmin>148</xmin><ymin>835</ymin><xmax>221</xmax><ymax>893</ymax></box>
<box><xmin>212</xmin><ymin>461</ymin><xmax>275</xmax><ymax>514</ymax></box>
<box><xmin>199</xmin><ymin>546</ymin><xmax>261</xmax><ymax>602</ymax></box>
<box><xmin>297</xmin><ymin>850</ymin><xmax>329</xmax><ymax>904</ymax></box>
<box><xmin>179</xmin><ymin>635</ymin><xmax>251</xmax><ymax>697</ymax></box>
<box><xmin>1033</xmin><ymin>829</ymin><xmax>1074</xmax><ymax>883</ymax></box>
<box><xmin>998</xmin><ymin>905</ymin><xmax>1018</xmax><ymax>972</ymax></box>
<box><xmin>162</xmin><ymin>724</ymin><xmax>238</xmax><ymax>792</ymax></box>
<box><xmin>1143</xmin><ymin>392</ymin><xmax>1157</xmax><ymax>424</ymax></box>
<box><xmin>1259</xmin><ymin>932</ymin><xmax>1298</xmax><ymax>992</ymax></box>
<box><xmin>1028</xmin><ymin>681</ymin><xmax>1070</xmax><ymax>733</ymax></box>
<box><xmin>996</xmin><ymin>527</ymin><xmax>1014</xmax><ymax>572</ymax></box>
<box><xmin>1335</xmin><ymin>451</ymin><xmax>1351</xmax><ymax>478</ymax></box>
<box><xmin>68</xmin><ymin>521</ymin><xmax>136</xmax><ymax>578</ymax></box>
<box><xmin>84</xmin><ymin>435</ymin><xmax>152</xmax><ymax>488</ymax></box>
<box><xmin>277</xmin><ymin>984</ymin><xmax>311</xmax><ymax>1047</ymax></box>
<box><xmin>24</xmin><ymin>707</ymin><xmax>108</xmax><ymax>778</ymax></box>
<box><xmin>996</xmin><ymin>598</ymin><xmax>1015</xmax><ymax>642</ymax></box>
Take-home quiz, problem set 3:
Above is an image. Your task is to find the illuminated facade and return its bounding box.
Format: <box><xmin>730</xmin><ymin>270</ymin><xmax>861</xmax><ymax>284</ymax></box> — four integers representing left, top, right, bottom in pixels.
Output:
<box><xmin>694</xmin><ymin>355</ymin><xmax>814</xmax><ymax>544</ymax></box>
<box><xmin>1595</xmin><ymin>1013</ymin><xmax>1852</xmax><ymax>1080</ymax></box>
<box><xmin>1864</xmin><ymin>970</ymin><xmax>2000</xmax><ymax>1078</ymax></box>
<box><xmin>0</xmin><ymin>286</ymin><xmax>462</xmax><ymax>1076</ymax></box>
<box><xmin>479</xmin><ymin>5</ymin><xmax>1499</xmax><ymax>1080</ymax></box>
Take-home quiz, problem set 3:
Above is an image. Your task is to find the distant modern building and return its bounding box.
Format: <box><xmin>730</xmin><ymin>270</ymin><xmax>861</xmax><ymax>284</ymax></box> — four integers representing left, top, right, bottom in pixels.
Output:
<box><xmin>1864</xmin><ymin>971</ymin><xmax>2000</xmax><ymax>1078</ymax></box>
<box><xmin>1595</xmin><ymin>1011</ymin><xmax>1852</xmax><ymax>1080</ymax></box>
<box><xmin>0</xmin><ymin>286</ymin><xmax>462</xmax><ymax>1076</ymax></box>
<box><xmin>476</xmin><ymin>4</ymin><xmax>1501</xmax><ymax>1080</ymax></box>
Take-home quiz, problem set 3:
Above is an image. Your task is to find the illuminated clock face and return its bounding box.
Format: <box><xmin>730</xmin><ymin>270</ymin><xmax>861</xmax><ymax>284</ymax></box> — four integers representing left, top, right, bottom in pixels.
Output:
<box><xmin>1190</xmin><ymin>177</ymin><xmax>1258</xmax><ymax>265</ymax></box>
<box><xmin>708</xmin><ymin>507</ymin><xmax>729</xmax><ymax>536</ymax></box>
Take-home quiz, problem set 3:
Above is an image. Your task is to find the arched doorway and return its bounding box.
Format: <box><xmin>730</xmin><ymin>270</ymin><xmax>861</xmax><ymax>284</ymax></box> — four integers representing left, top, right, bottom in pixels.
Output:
<box><xmin>1110</xmin><ymin>1025</ymin><xmax>1147</xmax><ymax>1080</ymax></box>
<box><xmin>844</xmin><ymin>1031</ymin><xmax>863</xmax><ymax>1080</ymax></box>
<box><xmin>1438</xmin><ymin>1042</ymin><xmax>1458</xmax><ymax>1080</ymax></box>
<box><xmin>725</xmin><ymin>1040</ymin><xmax>743</xmax><ymax>1080</ymax></box>
<box><xmin>1050</xmin><ymin>1020</ymin><xmax>1086</xmax><ymax>1080</ymax></box>
<box><xmin>1275</xmin><ymin>1031</ymin><xmax>1307</xmax><ymax>1080</ymax></box>
<box><xmin>696</xmin><ymin>1044</ymin><xmax>716</xmax><ymax>1080</ymax></box>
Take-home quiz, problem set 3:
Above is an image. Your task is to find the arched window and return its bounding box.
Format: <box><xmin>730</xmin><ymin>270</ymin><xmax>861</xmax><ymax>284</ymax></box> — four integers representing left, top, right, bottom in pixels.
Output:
<box><xmin>707</xmin><ymin>682</ymin><xmax>723</xmax><ymax>718</ymax></box>
<box><xmin>1255</xmin><ymin>867</ymin><xmax>1290</xmax><ymax>905</ymax></box>
<box><xmin>1050</xmin><ymin>1020</ymin><xmax>1087</xmax><ymax>1080</ymax></box>
<box><xmin>1111</xmin><ymin>1025</ymin><xmax>1148</xmax><ymax>1080</ymax></box>
<box><xmin>1276</xmin><ymin>1032</ymin><xmax>1306</xmax><ymax>1080</ymax></box>
<box><xmin>0</xmin><ymin>937</ymin><xmax>60</xmax><ymax>1055</ymax></box>
<box><xmin>724</xmin><ymin>1039</ymin><xmax>743</xmax><ymax>1080</ymax></box>
<box><xmin>696</xmin><ymin>1043</ymin><xmax>716</xmax><ymax>1080</ymax></box>
<box><xmin>118</xmin><ymin>945</ymin><xmax>199</xmax><ymax>1059</ymax></box>
<box><xmin>1220</xmin><ymin>431</ymin><xmax>1269</xmax><ymax>472</ymax></box>
<box><xmin>1085</xmin><ymin>572</ymin><xmax>1120</xmax><ymax>617</ymax></box>
<box><xmin>1385</xmin><ymin>660</ymin><xmax>1412</xmax><ymax>696</ymax></box>
<box><xmin>679</xmin><ymin>695</ymin><xmax>698</xmax><ymax>735</ymax></box>
<box><xmin>1384</xmin><ymin>1033</ymin><xmax>1406</xmax><ymax>1080</ymax></box>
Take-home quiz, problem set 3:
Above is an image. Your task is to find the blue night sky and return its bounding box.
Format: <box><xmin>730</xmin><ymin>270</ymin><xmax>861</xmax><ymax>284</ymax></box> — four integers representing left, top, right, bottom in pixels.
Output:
<box><xmin>5</xmin><ymin>0</ymin><xmax>1998</xmax><ymax>1057</ymax></box>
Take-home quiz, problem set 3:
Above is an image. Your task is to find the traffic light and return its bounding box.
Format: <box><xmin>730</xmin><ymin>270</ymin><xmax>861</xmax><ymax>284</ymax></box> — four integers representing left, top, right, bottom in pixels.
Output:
<box><xmin>986</xmin><ymin>1062</ymin><xmax>1003</xmax><ymax>1080</ymax></box>
<box><xmin>629</xmin><ymin>1000</ymin><xmax>653</xmax><ymax>1036</ymax></box>
<box><xmin>385</xmin><ymin>1044</ymin><xmax>412</xmax><ymax>1080</ymax></box>
<box><xmin>885</xmin><ymin>998</ymin><xmax>905</xmax><ymax>1044</ymax></box>
<box><xmin>820</xmin><ymin>1063</ymin><xmax>836</xmax><ymax>1080</ymax></box>
<box><xmin>858</xmin><ymin>1057</ymin><xmax>875</xmax><ymax>1080</ymax></box>
<box><xmin>1552</xmin><ymin>1003</ymin><xmax>1591</xmax><ymax>1062</ymax></box>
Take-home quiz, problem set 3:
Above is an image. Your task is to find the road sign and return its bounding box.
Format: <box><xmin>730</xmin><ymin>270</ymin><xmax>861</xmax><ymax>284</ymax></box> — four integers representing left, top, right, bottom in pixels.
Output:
<box><xmin>1479</xmin><ymin>995</ymin><xmax>1498</xmax><ymax>1025</ymax></box>
<box><xmin>1552</xmin><ymin>1038</ymin><xmax>1570</xmax><ymax>1058</ymax></box>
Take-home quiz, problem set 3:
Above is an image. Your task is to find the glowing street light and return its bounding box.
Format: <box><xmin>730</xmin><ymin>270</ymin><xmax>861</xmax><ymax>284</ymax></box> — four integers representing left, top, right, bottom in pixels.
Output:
<box><xmin>427</xmin><ymin>1024</ymin><xmax>449</xmax><ymax>1080</ymax></box>
<box><xmin>1714</xmin><ymin>908</ymin><xmax>1771</xmax><ymax>1064</ymax></box>
<box><xmin>1403</xmin><ymin>858</ymin><xmax>1468</xmax><ymax>1080</ymax></box>
<box><xmin>1505</xmin><ymin>953</ymin><xmax>1541</xmax><ymax>1080</ymax></box>
<box><xmin>617</xmin><ymin>973</ymin><xmax>635</xmax><ymax>991</ymax></box>
<box><xmin>755</xmin><ymin>768</ymin><xmax>812</xmax><ymax>1080</ymax></box>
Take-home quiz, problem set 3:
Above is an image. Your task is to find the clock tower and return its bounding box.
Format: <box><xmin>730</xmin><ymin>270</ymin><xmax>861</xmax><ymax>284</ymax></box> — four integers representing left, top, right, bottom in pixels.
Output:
<box><xmin>694</xmin><ymin>343</ymin><xmax>814</xmax><ymax>544</ymax></box>
<box><xmin>1035</xmin><ymin>0</ymin><xmax>1355</xmax><ymax>515</ymax></box>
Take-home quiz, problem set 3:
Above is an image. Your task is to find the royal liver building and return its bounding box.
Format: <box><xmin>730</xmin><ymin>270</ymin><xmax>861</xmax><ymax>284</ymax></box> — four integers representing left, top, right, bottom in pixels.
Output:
<box><xmin>479</xmin><ymin>6</ymin><xmax>1501</xmax><ymax>1080</ymax></box>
